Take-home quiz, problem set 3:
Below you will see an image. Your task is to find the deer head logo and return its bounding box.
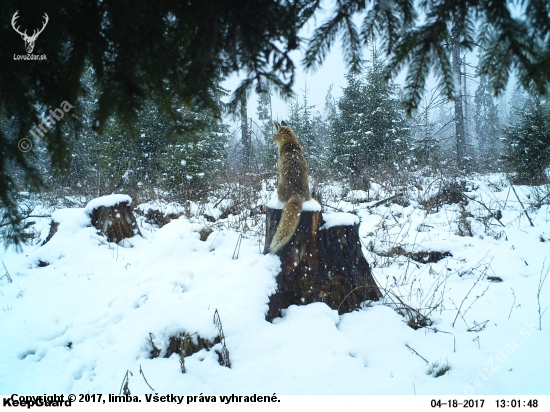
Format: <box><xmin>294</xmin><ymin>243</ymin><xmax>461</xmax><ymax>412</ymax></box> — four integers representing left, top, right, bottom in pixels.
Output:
<box><xmin>11</xmin><ymin>11</ymin><xmax>49</xmax><ymax>54</ymax></box>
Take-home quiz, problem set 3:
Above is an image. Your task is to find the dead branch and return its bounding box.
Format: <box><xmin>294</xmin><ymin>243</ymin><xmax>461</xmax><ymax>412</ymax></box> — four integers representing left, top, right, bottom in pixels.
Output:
<box><xmin>367</xmin><ymin>193</ymin><xmax>404</xmax><ymax>209</ymax></box>
<box><xmin>538</xmin><ymin>260</ymin><xmax>549</xmax><ymax>330</ymax></box>
<box><xmin>463</xmin><ymin>194</ymin><xmax>505</xmax><ymax>227</ymax></box>
<box><xmin>405</xmin><ymin>344</ymin><xmax>428</xmax><ymax>364</ymax></box>
<box><xmin>508</xmin><ymin>288</ymin><xmax>516</xmax><ymax>319</ymax></box>
<box><xmin>424</xmin><ymin>327</ymin><xmax>456</xmax><ymax>352</ymax></box>
<box><xmin>452</xmin><ymin>267</ymin><xmax>488</xmax><ymax>328</ymax></box>
<box><xmin>510</xmin><ymin>184</ymin><xmax>534</xmax><ymax>227</ymax></box>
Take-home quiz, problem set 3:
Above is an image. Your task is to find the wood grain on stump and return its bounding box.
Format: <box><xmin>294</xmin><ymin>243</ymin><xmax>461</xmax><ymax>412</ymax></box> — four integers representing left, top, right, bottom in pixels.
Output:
<box><xmin>90</xmin><ymin>201</ymin><xmax>142</xmax><ymax>243</ymax></box>
<box><xmin>264</xmin><ymin>206</ymin><xmax>382</xmax><ymax>322</ymax></box>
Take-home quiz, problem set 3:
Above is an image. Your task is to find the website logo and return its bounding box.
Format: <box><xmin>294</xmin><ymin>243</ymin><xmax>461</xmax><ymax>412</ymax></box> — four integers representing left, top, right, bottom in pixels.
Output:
<box><xmin>12</xmin><ymin>11</ymin><xmax>48</xmax><ymax>60</ymax></box>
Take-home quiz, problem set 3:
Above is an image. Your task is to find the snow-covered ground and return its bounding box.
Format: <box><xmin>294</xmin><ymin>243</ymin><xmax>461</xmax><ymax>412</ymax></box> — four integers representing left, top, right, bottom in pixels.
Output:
<box><xmin>1</xmin><ymin>175</ymin><xmax>549</xmax><ymax>395</ymax></box>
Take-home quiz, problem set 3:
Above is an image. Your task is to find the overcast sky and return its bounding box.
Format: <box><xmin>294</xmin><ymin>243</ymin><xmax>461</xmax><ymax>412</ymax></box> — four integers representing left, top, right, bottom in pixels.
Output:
<box><xmin>222</xmin><ymin>3</ymin><xmax>419</xmax><ymax>128</ymax></box>
<box><xmin>223</xmin><ymin>46</ymin><xmax>349</xmax><ymax>125</ymax></box>
<box><xmin>222</xmin><ymin>4</ymin><xmax>351</xmax><ymax>125</ymax></box>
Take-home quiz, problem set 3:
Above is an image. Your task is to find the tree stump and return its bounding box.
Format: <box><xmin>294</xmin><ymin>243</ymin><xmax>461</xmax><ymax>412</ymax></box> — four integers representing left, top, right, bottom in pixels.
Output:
<box><xmin>85</xmin><ymin>195</ymin><xmax>142</xmax><ymax>243</ymax></box>
<box><xmin>264</xmin><ymin>201</ymin><xmax>382</xmax><ymax>322</ymax></box>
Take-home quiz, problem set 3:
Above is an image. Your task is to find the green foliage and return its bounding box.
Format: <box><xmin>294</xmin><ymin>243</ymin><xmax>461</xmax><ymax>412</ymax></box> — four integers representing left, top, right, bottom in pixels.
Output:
<box><xmin>286</xmin><ymin>88</ymin><xmax>328</xmax><ymax>175</ymax></box>
<box><xmin>0</xmin><ymin>98</ymin><xmax>54</xmax><ymax>247</ymax></box>
<box><xmin>304</xmin><ymin>0</ymin><xmax>550</xmax><ymax>114</ymax></box>
<box><xmin>48</xmin><ymin>70</ymin><xmax>229</xmax><ymax>202</ymax></box>
<box><xmin>412</xmin><ymin>116</ymin><xmax>440</xmax><ymax>168</ymax></box>
<box><xmin>3</xmin><ymin>0</ymin><xmax>550</xmax><ymax>243</ymax></box>
<box><xmin>329</xmin><ymin>53</ymin><xmax>411</xmax><ymax>182</ymax></box>
<box><xmin>0</xmin><ymin>0</ymin><xmax>315</xmax><ymax>241</ymax></box>
<box><xmin>155</xmin><ymin>104</ymin><xmax>229</xmax><ymax>200</ymax></box>
<box><xmin>474</xmin><ymin>71</ymin><xmax>503</xmax><ymax>172</ymax></box>
<box><xmin>504</xmin><ymin>97</ymin><xmax>550</xmax><ymax>184</ymax></box>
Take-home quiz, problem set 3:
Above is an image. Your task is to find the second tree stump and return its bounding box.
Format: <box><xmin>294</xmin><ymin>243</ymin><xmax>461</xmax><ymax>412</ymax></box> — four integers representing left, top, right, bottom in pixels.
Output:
<box><xmin>85</xmin><ymin>194</ymin><xmax>142</xmax><ymax>243</ymax></box>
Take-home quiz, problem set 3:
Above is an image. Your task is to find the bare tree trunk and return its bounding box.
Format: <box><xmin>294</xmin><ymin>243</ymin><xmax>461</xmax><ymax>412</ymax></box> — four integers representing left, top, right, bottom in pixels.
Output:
<box><xmin>240</xmin><ymin>95</ymin><xmax>251</xmax><ymax>171</ymax></box>
<box><xmin>462</xmin><ymin>56</ymin><xmax>472</xmax><ymax>165</ymax></box>
<box><xmin>452</xmin><ymin>25</ymin><xmax>466</xmax><ymax>171</ymax></box>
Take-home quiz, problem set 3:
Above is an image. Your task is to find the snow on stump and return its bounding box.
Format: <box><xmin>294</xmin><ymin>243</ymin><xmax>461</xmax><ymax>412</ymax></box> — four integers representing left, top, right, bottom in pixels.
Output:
<box><xmin>84</xmin><ymin>195</ymin><xmax>142</xmax><ymax>243</ymax></box>
<box><xmin>264</xmin><ymin>198</ymin><xmax>382</xmax><ymax>322</ymax></box>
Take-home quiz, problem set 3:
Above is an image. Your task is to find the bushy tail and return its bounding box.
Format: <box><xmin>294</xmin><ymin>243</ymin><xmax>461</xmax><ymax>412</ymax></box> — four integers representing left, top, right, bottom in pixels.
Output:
<box><xmin>269</xmin><ymin>196</ymin><xmax>303</xmax><ymax>254</ymax></box>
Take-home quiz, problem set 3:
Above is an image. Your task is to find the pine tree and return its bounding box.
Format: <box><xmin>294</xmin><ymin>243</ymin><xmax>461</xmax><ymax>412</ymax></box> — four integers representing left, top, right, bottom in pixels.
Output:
<box><xmin>412</xmin><ymin>103</ymin><xmax>440</xmax><ymax>168</ymax></box>
<box><xmin>47</xmin><ymin>71</ymin><xmax>229</xmax><ymax>203</ymax></box>
<box><xmin>257</xmin><ymin>90</ymin><xmax>273</xmax><ymax>142</ymax></box>
<box><xmin>451</xmin><ymin>23</ymin><xmax>468</xmax><ymax>170</ymax></box>
<box><xmin>474</xmin><ymin>69</ymin><xmax>502</xmax><ymax>172</ymax></box>
<box><xmin>287</xmin><ymin>86</ymin><xmax>326</xmax><ymax>174</ymax></box>
<box><xmin>324</xmin><ymin>85</ymin><xmax>337</xmax><ymax>123</ymax></box>
<box><xmin>329</xmin><ymin>52</ymin><xmax>411</xmax><ymax>186</ymax></box>
<box><xmin>2</xmin><ymin>0</ymin><xmax>550</xmax><ymax>243</ymax></box>
<box><xmin>504</xmin><ymin>97</ymin><xmax>550</xmax><ymax>184</ymax></box>
<box><xmin>304</xmin><ymin>0</ymin><xmax>550</xmax><ymax>114</ymax></box>
<box><xmin>155</xmin><ymin>102</ymin><xmax>229</xmax><ymax>200</ymax></box>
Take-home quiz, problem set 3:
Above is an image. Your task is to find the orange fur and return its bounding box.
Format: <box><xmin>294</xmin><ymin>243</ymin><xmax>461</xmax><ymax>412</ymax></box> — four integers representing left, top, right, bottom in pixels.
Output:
<box><xmin>269</xmin><ymin>122</ymin><xmax>311</xmax><ymax>254</ymax></box>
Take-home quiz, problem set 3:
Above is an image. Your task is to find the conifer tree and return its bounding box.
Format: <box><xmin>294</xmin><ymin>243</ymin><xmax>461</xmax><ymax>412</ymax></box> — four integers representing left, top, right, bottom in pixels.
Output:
<box><xmin>304</xmin><ymin>0</ymin><xmax>550</xmax><ymax>114</ymax></box>
<box><xmin>412</xmin><ymin>103</ymin><xmax>440</xmax><ymax>168</ymax></box>
<box><xmin>324</xmin><ymin>85</ymin><xmax>338</xmax><ymax>124</ymax></box>
<box><xmin>240</xmin><ymin>95</ymin><xmax>251</xmax><ymax>172</ymax></box>
<box><xmin>48</xmin><ymin>71</ymin><xmax>229</xmax><ymax>203</ymax></box>
<box><xmin>474</xmin><ymin>69</ymin><xmax>502</xmax><ymax>172</ymax></box>
<box><xmin>155</xmin><ymin>101</ymin><xmax>229</xmax><ymax>200</ymax></box>
<box><xmin>451</xmin><ymin>23</ymin><xmax>468</xmax><ymax>170</ymax></box>
<box><xmin>257</xmin><ymin>91</ymin><xmax>274</xmax><ymax>142</ymax></box>
<box><xmin>504</xmin><ymin>97</ymin><xmax>550</xmax><ymax>184</ymax></box>
<box><xmin>2</xmin><ymin>0</ymin><xmax>550</xmax><ymax>243</ymax></box>
<box><xmin>287</xmin><ymin>87</ymin><xmax>327</xmax><ymax>174</ymax></box>
<box><xmin>329</xmin><ymin>52</ymin><xmax>411</xmax><ymax>186</ymax></box>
